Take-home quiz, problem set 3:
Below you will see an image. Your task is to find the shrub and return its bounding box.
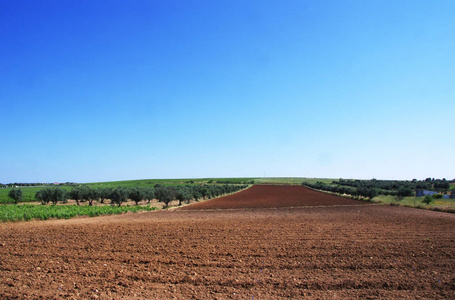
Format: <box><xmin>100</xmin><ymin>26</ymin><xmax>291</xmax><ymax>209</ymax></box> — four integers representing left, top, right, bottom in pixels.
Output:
<box><xmin>397</xmin><ymin>187</ymin><xmax>414</xmax><ymax>198</ymax></box>
<box><xmin>422</xmin><ymin>195</ymin><xmax>433</xmax><ymax>205</ymax></box>
<box><xmin>394</xmin><ymin>195</ymin><xmax>404</xmax><ymax>202</ymax></box>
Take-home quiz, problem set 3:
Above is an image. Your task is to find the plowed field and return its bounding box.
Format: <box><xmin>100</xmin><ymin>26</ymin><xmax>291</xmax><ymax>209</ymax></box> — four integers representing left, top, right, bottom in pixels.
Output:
<box><xmin>1</xmin><ymin>185</ymin><xmax>454</xmax><ymax>299</ymax></box>
<box><xmin>181</xmin><ymin>184</ymin><xmax>367</xmax><ymax>210</ymax></box>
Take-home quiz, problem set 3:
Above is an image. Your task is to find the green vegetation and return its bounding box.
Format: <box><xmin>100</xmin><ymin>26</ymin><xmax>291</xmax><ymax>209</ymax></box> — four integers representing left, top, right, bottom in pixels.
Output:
<box><xmin>110</xmin><ymin>187</ymin><xmax>128</xmax><ymax>207</ymax></box>
<box><xmin>301</xmin><ymin>177</ymin><xmax>455</xmax><ymax>213</ymax></box>
<box><xmin>86</xmin><ymin>177</ymin><xmax>323</xmax><ymax>187</ymax></box>
<box><xmin>2</xmin><ymin>177</ymin><xmax>452</xmax><ymax>217</ymax></box>
<box><xmin>84</xmin><ymin>178</ymin><xmax>255</xmax><ymax>188</ymax></box>
<box><xmin>303</xmin><ymin>178</ymin><xmax>453</xmax><ymax>199</ymax></box>
<box><xmin>35</xmin><ymin>188</ymin><xmax>68</xmax><ymax>205</ymax></box>
<box><xmin>422</xmin><ymin>195</ymin><xmax>433</xmax><ymax>205</ymax></box>
<box><xmin>0</xmin><ymin>204</ymin><xmax>157</xmax><ymax>222</ymax></box>
<box><xmin>8</xmin><ymin>188</ymin><xmax>22</xmax><ymax>204</ymax></box>
<box><xmin>255</xmin><ymin>177</ymin><xmax>334</xmax><ymax>185</ymax></box>
<box><xmin>371</xmin><ymin>195</ymin><xmax>455</xmax><ymax>212</ymax></box>
<box><xmin>1</xmin><ymin>186</ymin><xmax>40</xmax><ymax>203</ymax></box>
<box><xmin>0</xmin><ymin>182</ymin><xmax>248</xmax><ymax>222</ymax></box>
<box><xmin>0</xmin><ymin>185</ymin><xmax>72</xmax><ymax>204</ymax></box>
<box><xmin>154</xmin><ymin>185</ymin><xmax>175</xmax><ymax>208</ymax></box>
<box><xmin>0</xmin><ymin>177</ymin><xmax>322</xmax><ymax>204</ymax></box>
<box><xmin>32</xmin><ymin>184</ymin><xmax>247</xmax><ymax>207</ymax></box>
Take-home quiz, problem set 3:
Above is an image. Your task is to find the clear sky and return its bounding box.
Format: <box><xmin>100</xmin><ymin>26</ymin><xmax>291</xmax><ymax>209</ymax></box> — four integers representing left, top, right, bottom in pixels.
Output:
<box><xmin>1</xmin><ymin>1</ymin><xmax>454</xmax><ymax>183</ymax></box>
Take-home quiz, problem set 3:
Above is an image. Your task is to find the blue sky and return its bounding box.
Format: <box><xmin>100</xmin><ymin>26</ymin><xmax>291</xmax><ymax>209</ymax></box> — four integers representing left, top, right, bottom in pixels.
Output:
<box><xmin>1</xmin><ymin>1</ymin><xmax>454</xmax><ymax>183</ymax></box>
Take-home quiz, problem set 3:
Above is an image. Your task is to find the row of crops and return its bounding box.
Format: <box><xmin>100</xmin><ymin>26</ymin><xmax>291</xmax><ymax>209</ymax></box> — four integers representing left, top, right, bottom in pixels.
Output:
<box><xmin>1</xmin><ymin>183</ymin><xmax>248</xmax><ymax>222</ymax></box>
<box><xmin>0</xmin><ymin>204</ymin><xmax>158</xmax><ymax>222</ymax></box>
<box><xmin>24</xmin><ymin>184</ymin><xmax>247</xmax><ymax>206</ymax></box>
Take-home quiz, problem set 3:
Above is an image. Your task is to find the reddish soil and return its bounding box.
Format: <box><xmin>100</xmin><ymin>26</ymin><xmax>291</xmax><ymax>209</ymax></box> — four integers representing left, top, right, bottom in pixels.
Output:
<box><xmin>1</xmin><ymin>185</ymin><xmax>454</xmax><ymax>299</ymax></box>
<box><xmin>181</xmin><ymin>184</ymin><xmax>368</xmax><ymax>210</ymax></box>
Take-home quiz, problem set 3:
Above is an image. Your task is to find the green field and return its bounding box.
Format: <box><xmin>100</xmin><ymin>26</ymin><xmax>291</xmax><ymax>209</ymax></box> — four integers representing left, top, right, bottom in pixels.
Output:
<box><xmin>84</xmin><ymin>177</ymin><xmax>256</xmax><ymax>188</ymax></box>
<box><xmin>0</xmin><ymin>177</ymin><xmax>338</xmax><ymax>203</ymax></box>
<box><xmin>85</xmin><ymin>177</ymin><xmax>333</xmax><ymax>188</ymax></box>
<box><xmin>0</xmin><ymin>185</ymin><xmax>73</xmax><ymax>204</ymax></box>
<box><xmin>254</xmin><ymin>177</ymin><xmax>337</xmax><ymax>185</ymax></box>
<box><xmin>0</xmin><ymin>204</ymin><xmax>157</xmax><ymax>222</ymax></box>
<box><xmin>372</xmin><ymin>195</ymin><xmax>455</xmax><ymax>213</ymax></box>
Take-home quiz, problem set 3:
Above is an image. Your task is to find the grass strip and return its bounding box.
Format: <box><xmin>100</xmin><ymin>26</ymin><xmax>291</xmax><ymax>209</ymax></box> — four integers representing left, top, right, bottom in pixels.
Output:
<box><xmin>372</xmin><ymin>195</ymin><xmax>455</xmax><ymax>213</ymax></box>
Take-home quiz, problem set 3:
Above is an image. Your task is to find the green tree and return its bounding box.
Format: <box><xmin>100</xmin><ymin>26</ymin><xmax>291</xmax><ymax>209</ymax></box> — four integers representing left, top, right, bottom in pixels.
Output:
<box><xmin>191</xmin><ymin>188</ymin><xmax>202</xmax><ymax>202</ymax></box>
<box><xmin>51</xmin><ymin>188</ymin><xmax>68</xmax><ymax>205</ymax></box>
<box><xmin>110</xmin><ymin>187</ymin><xmax>127</xmax><ymax>207</ymax></box>
<box><xmin>397</xmin><ymin>187</ymin><xmax>414</xmax><ymax>198</ymax></box>
<box><xmin>155</xmin><ymin>186</ymin><xmax>176</xmax><ymax>208</ymax></box>
<box><xmin>8</xmin><ymin>188</ymin><xmax>22</xmax><ymax>204</ymax></box>
<box><xmin>175</xmin><ymin>187</ymin><xmax>191</xmax><ymax>206</ymax></box>
<box><xmin>69</xmin><ymin>187</ymin><xmax>83</xmax><ymax>206</ymax></box>
<box><xmin>144</xmin><ymin>188</ymin><xmax>155</xmax><ymax>204</ymax></box>
<box><xmin>128</xmin><ymin>188</ymin><xmax>145</xmax><ymax>206</ymax></box>
<box><xmin>355</xmin><ymin>187</ymin><xmax>378</xmax><ymax>199</ymax></box>
<box><xmin>36</xmin><ymin>188</ymin><xmax>53</xmax><ymax>205</ymax></box>
<box><xmin>86</xmin><ymin>187</ymin><xmax>99</xmax><ymax>206</ymax></box>
<box><xmin>99</xmin><ymin>187</ymin><xmax>112</xmax><ymax>204</ymax></box>
<box><xmin>200</xmin><ymin>187</ymin><xmax>209</xmax><ymax>199</ymax></box>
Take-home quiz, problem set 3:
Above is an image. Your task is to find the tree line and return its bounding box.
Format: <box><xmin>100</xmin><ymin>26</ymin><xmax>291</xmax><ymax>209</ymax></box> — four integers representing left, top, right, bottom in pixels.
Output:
<box><xmin>303</xmin><ymin>181</ymin><xmax>381</xmax><ymax>199</ymax></box>
<box><xmin>303</xmin><ymin>178</ymin><xmax>453</xmax><ymax>200</ymax></box>
<box><xmin>8</xmin><ymin>184</ymin><xmax>247</xmax><ymax>207</ymax></box>
<box><xmin>336</xmin><ymin>178</ymin><xmax>451</xmax><ymax>192</ymax></box>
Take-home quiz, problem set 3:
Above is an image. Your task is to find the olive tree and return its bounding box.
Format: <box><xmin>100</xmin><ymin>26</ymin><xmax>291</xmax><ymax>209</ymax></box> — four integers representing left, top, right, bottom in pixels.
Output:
<box><xmin>86</xmin><ymin>187</ymin><xmax>99</xmax><ymax>206</ymax></box>
<box><xmin>50</xmin><ymin>188</ymin><xmax>68</xmax><ymax>205</ymax></box>
<box><xmin>8</xmin><ymin>188</ymin><xmax>22</xmax><ymax>204</ymax></box>
<box><xmin>110</xmin><ymin>187</ymin><xmax>127</xmax><ymax>207</ymax></box>
<box><xmin>69</xmin><ymin>187</ymin><xmax>83</xmax><ymax>206</ymax></box>
<box><xmin>36</xmin><ymin>188</ymin><xmax>53</xmax><ymax>205</ymax></box>
<box><xmin>144</xmin><ymin>188</ymin><xmax>155</xmax><ymax>204</ymax></box>
<box><xmin>99</xmin><ymin>187</ymin><xmax>112</xmax><ymax>204</ymax></box>
<box><xmin>175</xmin><ymin>187</ymin><xmax>191</xmax><ymax>206</ymax></box>
<box><xmin>191</xmin><ymin>187</ymin><xmax>202</xmax><ymax>202</ymax></box>
<box><xmin>155</xmin><ymin>185</ymin><xmax>176</xmax><ymax>208</ymax></box>
<box><xmin>128</xmin><ymin>187</ymin><xmax>145</xmax><ymax>206</ymax></box>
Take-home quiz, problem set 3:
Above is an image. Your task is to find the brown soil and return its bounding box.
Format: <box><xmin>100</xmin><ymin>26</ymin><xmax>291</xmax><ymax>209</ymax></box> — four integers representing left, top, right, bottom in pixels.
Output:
<box><xmin>181</xmin><ymin>184</ymin><xmax>368</xmax><ymax>210</ymax></box>
<box><xmin>1</xmin><ymin>185</ymin><xmax>454</xmax><ymax>299</ymax></box>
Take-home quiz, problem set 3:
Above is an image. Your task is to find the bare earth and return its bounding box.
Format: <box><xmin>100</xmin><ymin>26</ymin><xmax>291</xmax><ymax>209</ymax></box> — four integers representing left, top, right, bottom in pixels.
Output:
<box><xmin>1</xmin><ymin>185</ymin><xmax>454</xmax><ymax>299</ymax></box>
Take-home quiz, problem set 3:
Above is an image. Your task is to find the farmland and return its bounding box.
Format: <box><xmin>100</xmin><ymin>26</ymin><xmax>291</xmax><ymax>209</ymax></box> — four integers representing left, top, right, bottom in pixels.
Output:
<box><xmin>0</xmin><ymin>178</ymin><xmax>255</xmax><ymax>204</ymax></box>
<box><xmin>0</xmin><ymin>183</ymin><xmax>247</xmax><ymax>221</ymax></box>
<box><xmin>1</xmin><ymin>185</ymin><xmax>454</xmax><ymax>299</ymax></box>
<box><xmin>0</xmin><ymin>204</ymin><xmax>157</xmax><ymax>222</ymax></box>
<box><xmin>0</xmin><ymin>186</ymin><xmax>66</xmax><ymax>204</ymax></box>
